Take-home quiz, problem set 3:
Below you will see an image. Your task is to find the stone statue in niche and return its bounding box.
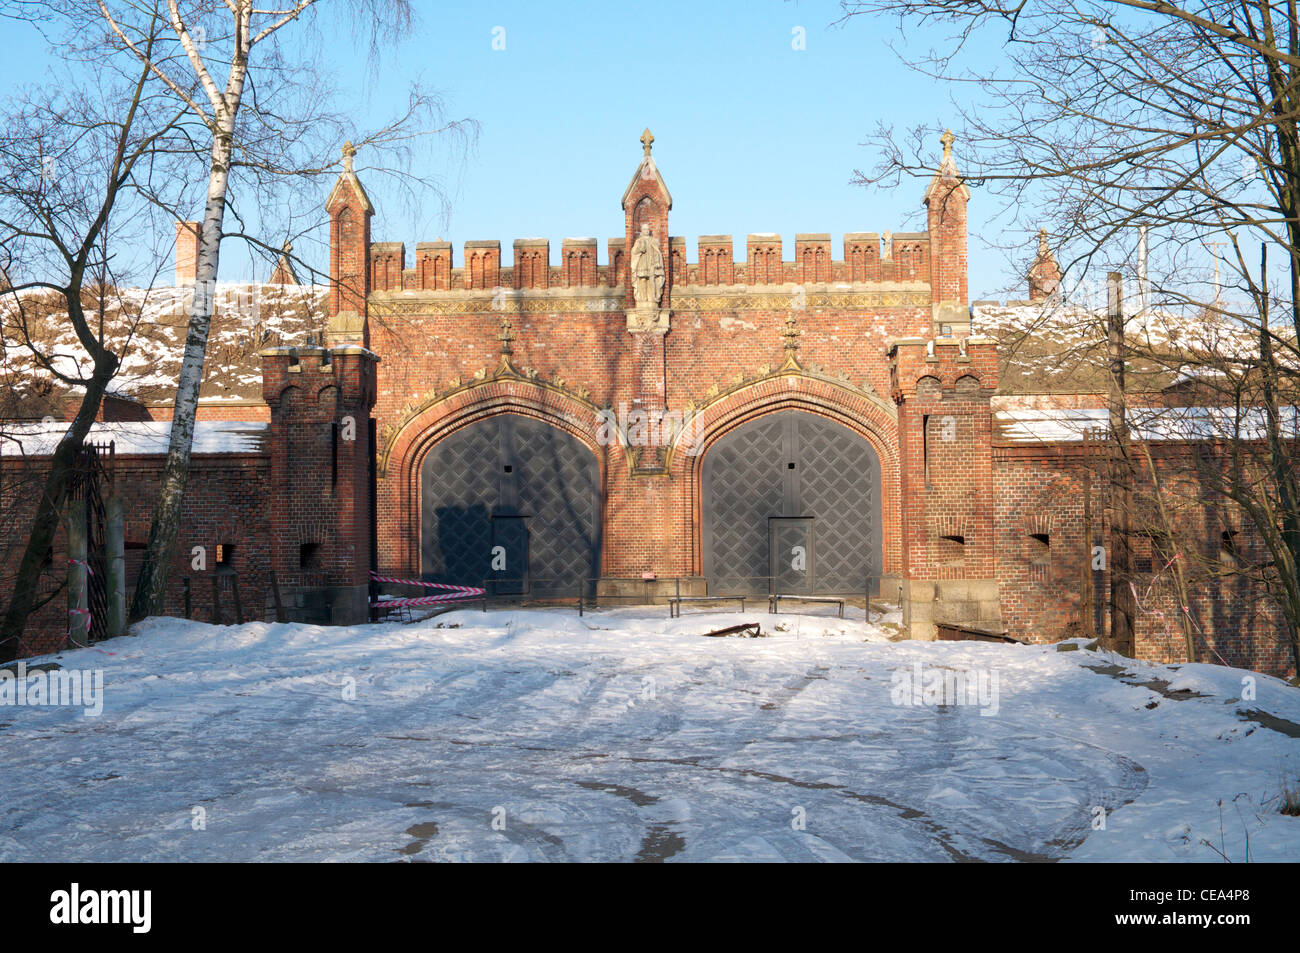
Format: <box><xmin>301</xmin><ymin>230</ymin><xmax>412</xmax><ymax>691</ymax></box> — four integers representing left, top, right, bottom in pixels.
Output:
<box><xmin>630</xmin><ymin>224</ymin><xmax>665</xmax><ymax>309</ymax></box>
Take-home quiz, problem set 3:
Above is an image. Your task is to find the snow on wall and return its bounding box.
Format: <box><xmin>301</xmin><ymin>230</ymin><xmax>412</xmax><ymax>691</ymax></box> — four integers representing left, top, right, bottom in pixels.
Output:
<box><xmin>996</xmin><ymin>406</ymin><xmax>1300</xmax><ymax>443</ymax></box>
<box><xmin>0</xmin><ymin>283</ymin><xmax>328</xmax><ymax>402</ymax></box>
<box><xmin>0</xmin><ymin>420</ymin><xmax>269</xmax><ymax>456</ymax></box>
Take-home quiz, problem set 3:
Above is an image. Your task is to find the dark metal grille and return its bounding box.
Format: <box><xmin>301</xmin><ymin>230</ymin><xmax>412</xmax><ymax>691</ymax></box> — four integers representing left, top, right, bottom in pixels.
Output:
<box><xmin>67</xmin><ymin>441</ymin><xmax>112</xmax><ymax>643</ymax></box>
<box><xmin>703</xmin><ymin>411</ymin><xmax>880</xmax><ymax>595</ymax></box>
<box><xmin>420</xmin><ymin>414</ymin><xmax>601</xmax><ymax>596</ymax></box>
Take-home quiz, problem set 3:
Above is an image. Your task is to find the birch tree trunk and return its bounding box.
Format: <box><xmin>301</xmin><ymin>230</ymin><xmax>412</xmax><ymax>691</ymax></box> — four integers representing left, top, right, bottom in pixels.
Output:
<box><xmin>129</xmin><ymin>123</ymin><xmax>239</xmax><ymax>621</ymax></box>
<box><xmin>102</xmin><ymin>0</ymin><xmax>463</xmax><ymax>621</ymax></box>
<box><xmin>1107</xmin><ymin>273</ymin><xmax>1136</xmax><ymax>656</ymax></box>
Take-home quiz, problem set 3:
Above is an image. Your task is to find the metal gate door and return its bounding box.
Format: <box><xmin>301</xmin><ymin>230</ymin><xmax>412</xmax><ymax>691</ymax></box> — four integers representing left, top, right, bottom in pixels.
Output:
<box><xmin>490</xmin><ymin>515</ymin><xmax>529</xmax><ymax>595</ymax></box>
<box><xmin>702</xmin><ymin>411</ymin><xmax>880</xmax><ymax>594</ymax></box>
<box><xmin>421</xmin><ymin>414</ymin><xmax>600</xmax><ymax>596</ymax></box>
<box><xmin>770</xmin><ymin>517</ymin><xmax>813</xmax><ymax>595</ymax></box>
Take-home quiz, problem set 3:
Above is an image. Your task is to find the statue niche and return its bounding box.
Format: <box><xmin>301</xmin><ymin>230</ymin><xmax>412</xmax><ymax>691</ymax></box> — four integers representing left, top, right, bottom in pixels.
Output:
<box><xmin>627</xmin><ymin>223</ymin><xmax>669</xmax><ymax>333</ymax></box>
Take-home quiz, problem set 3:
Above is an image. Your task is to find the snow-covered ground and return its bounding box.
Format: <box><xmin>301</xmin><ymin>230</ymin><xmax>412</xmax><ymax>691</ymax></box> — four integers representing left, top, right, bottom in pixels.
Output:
<box><xmin>1</xmin><ymin>606</ymin><xmax>1298</xmax><ymax>862</ymax></box>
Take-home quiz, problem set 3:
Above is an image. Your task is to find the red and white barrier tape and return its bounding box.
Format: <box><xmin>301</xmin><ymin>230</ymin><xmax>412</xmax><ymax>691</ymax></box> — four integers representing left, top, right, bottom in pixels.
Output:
<box><xmin>369</xmin><ymin>571</ymin><xmax>485</xmax><ymax>609</ymax></box>
<box><xmin>374</xmin><ymin>593</ymin><xmax>483</xmax><ymax>608</ymax></box>
<box><xmin>369</xmin><ymin>571</ymin><xmax>484</xmax><ymax>596</ymax></box>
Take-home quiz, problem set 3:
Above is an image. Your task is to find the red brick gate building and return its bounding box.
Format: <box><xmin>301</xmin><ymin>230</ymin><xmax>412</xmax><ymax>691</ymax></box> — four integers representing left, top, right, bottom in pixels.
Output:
<box><xmin>3</xmin><ymin>130</ymin><xmax>1294</xmax><ymax>678</ymax></box>
<box><xmin>297</xmin><ymin>129</ymin><xmax>1002</xmax><ymax>636</ymax></box>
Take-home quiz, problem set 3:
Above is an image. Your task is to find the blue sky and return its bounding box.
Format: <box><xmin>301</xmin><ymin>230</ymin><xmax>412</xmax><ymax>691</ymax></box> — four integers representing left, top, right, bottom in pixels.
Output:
<box><xmin>1</xmin><ymin>0</ymin><xmax>1031</xmax><ymax>298</ymax></box>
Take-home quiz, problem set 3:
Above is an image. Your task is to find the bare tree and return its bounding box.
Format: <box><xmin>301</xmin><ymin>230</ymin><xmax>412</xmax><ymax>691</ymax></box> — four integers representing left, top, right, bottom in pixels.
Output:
<box><xmin>46</xmin><ymin>0</ymin><xmax>475</xmax><ymax>621</ymax></box>
<box><xmin>844</xmin><ymin>0</ymin><xmax>1300</xmax><ymax>667</ymax></box>
<box><xmin>0</xmin><ymin>9</ymin><xmax>189</xmax><ymax>658</ymax></box>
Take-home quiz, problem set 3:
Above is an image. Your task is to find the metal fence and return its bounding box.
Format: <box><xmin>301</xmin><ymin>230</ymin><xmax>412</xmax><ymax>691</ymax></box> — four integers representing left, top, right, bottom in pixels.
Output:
<box><xmin>67</xmin><ymin>441</ymin><xmax>113</xmax><ymax>644</ymax></box>
<box><xmin>371</xmin><ymin>573</ymin><xmax>895</xmax><ymax>623</ymax></box>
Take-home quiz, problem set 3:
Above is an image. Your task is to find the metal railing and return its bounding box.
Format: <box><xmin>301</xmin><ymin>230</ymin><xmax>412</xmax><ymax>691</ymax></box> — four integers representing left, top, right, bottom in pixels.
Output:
<box><xmin>370</xmin><ymin>572</ymin><xmax>892</xmax><ymax>622</ymax></box>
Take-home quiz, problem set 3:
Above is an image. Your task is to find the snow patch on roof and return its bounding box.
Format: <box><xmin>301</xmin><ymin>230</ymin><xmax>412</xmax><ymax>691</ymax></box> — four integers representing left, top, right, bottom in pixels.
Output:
<box><xmin>997</xmin><ymin>407</ymin><xmax>1300</xmax><ymax>443</ymax></box>
<box><xmin>0</xmin><ymin>420</ymin><xmax>269</xmax><ymax>457</ymax></box>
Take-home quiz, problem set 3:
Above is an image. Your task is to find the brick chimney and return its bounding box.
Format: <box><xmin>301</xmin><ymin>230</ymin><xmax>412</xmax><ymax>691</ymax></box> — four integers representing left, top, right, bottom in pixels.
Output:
<box><xmin>1027</xmin><ymin>227</ymin><xmax>1062</xmax><ymax>301</ymax></box>
<box><xmin>175</xmin><ymin>221</ymin><xmax>201</xmax><ymax>286</ymax></box>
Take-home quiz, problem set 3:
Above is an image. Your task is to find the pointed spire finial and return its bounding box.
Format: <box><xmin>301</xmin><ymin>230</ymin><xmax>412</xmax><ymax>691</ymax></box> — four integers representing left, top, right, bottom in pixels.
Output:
<box><xmin>270</xmin><ymin>239</ymin><xmax>300</xmax><ymax>285</ymax></box>
<box><xmin>341</xmin><ymin>140</ymin><xmax>357</xmax><ymax>173</ymax></box>
<box><xmin>1028</xmin><ymin>227</ymin><xmax>1062</xmax><ymax>302</ymax></box>
<box><xmin>924</xmin><ymin>127</ymin><xmax>968</xmax><ymax>202</ymax></box>
<box><xmin>641</xmin><ymin>128</ymin><xmax>654</xmax><ymax>156</ymax></box>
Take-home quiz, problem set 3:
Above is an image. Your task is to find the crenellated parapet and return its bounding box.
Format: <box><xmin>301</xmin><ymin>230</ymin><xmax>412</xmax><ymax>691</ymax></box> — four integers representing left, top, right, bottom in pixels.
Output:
<box><xmin>561</xmin><ymin>238</ymin><xmax>599</xmax><ymax>287</ymax></box>
<box><xmin>745</xmin><ymin>234</ymin><xmax>782</xmax><ymax>284</ymax></box>
<box><xmin>513</xmin><ymin>238</ymin><xmax>549</xmax><ymax>289</ymax></box>
<box><xmin>416</xmin><ymin>240</ymin><xmax>452</xmax><ymax>291</ymax></box>
<box><xmin>366</xmin><ymin>231</ymin><xmax>935</xmax><ymax>294</ymax></box>
<box><xmin>259</xmin><ymin>345</ymin><xmax>379</xmax><ymax>410</ymax></box>
<box><xmin>333</xmin><ymin>128</ymin><xmax>971</xmax><ymax>350</ymax></box>
<box><xmin>697</xmin><ymin>235</ymin><xmax>734</xmax><ymax>284</ymax></box>
<box><xmin>463</xmin><ymin>240</ymin><xmax>501</xmax><ymax>290</ymax></box>
<box><xmin>889</xmin><ymin>336</ymin><xmax>998</xmax><ymax>402</ymax></box>
<box><xmin>794</xmin><ymin>234</ymin><xmax>831</xmax><ymax>284</ymax></box>
<box><xmin>370</xmin><ymin>242</ymin><xmax>404</xmax><ymax>292</ymax></box>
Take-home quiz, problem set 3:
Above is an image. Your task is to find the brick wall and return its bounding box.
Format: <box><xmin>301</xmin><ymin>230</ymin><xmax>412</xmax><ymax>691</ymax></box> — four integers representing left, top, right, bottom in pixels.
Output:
<box><xmin>356</xmin><ymin>138</ymin><xmax>983</xmax><ymax>626</ymax></box>
<box><xmin>0</xmin><ymin>451</ymin><xmax>273</xmax><ymax>657</ymax></box>
<box><xmin>994</xmin><ymin>442</ymin><xmax>1297</xmax><ymax>678</ymax></box>
<box><xmin>367</xmin><ymin>285</ymin><xmax>929</xmax><ymax>579</ymax></box>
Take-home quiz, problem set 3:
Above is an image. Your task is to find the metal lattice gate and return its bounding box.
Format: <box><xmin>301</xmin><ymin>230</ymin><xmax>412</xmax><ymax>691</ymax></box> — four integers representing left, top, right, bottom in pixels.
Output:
<box><xmin>420</xmin><ymin>414</ymin><xmax>601</xmax><ymax>596</ymax></box>
<box><xmin>68</xmin><ymin>442</ymin><xmax>110</xmax><ymax>643</ymax></box>
<box><xmin>702</xmin><ymin>411</ymin><xmax>880</xmax><ymax>594</ymax></box>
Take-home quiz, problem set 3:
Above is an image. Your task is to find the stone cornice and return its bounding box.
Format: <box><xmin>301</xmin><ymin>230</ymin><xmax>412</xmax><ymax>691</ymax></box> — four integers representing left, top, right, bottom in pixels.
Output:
<box><xmin>369</xmin><ymin>283</ymin><xmax>931</xmax><ymax>317</ymax></box>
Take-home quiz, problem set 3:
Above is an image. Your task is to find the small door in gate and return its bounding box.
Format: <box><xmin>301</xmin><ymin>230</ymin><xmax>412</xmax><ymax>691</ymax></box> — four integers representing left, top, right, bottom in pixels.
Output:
<box><xmin>769</xmin><ymin>517</ymin><xmax>814</xmax><ymax>595</ymax></box>
<box><xmin>491</xmin><ymin>515</ymin><xmax>529</xmax><ymax>595</ymax></box>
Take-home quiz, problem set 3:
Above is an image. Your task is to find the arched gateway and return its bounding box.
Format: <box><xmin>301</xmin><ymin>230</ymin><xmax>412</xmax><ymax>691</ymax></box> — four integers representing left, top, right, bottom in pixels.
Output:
<box><xmin>701</xmin><ymin>410</ymin><xmax>881</xmax><ymax>595</ymax></box>
<box><xmin>419</xmin><ymin>414</ymin><xmax>601</xmax><ymax>595</ymax></box>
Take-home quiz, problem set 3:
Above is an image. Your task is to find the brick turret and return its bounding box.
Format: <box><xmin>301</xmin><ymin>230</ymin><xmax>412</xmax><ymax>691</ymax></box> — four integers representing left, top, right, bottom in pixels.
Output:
<box><xmin>268</xmin><ymin>241</ymin><xmax>299</xmax><ymax>285</ymax></box>
<box><xmin>621</xmin><ymin>128</ymin><xmax>672</xmax><ymax>308</ymax></box>
<box><xmin>326</xmin><ymin>141</ymin><xmax>373</xmax><ymax>347</ymax></box>
<box><xmin>260</xmin><ymin>344</ymin><xmax>379</xmax><ymax>623</ymax></box>
<box><xmin>891</xmin><ymin>335</ymin><xmax>1000</xmax><ymax>638</ymax></box>
<box><xmin>924</xmin><ymin>129</ymin><xmax>971</xmax><ymax>336</ymax></box>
